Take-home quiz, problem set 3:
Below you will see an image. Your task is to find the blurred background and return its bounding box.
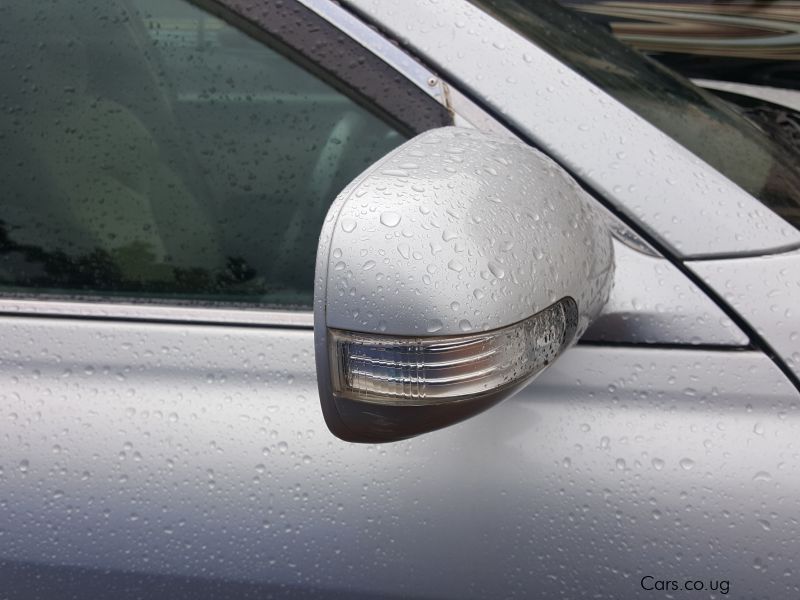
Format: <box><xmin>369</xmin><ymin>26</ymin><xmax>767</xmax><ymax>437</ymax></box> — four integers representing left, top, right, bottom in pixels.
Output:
<box><xmin>561</xmin><ymin>0</ymin><xmax>800</xmax><ymax>158</ymax></box>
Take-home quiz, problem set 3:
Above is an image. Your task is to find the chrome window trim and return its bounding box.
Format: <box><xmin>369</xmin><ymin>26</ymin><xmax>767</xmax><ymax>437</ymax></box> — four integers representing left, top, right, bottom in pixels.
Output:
<box><xmin>296</xmin><ymin>0</ymin><xmax>449</xmax><ymax>106</ymax></box>
<box><xmin>694</xmin><ymin>79</ymin><xmax>800</xmax><ymax>114</ymax></box>
<box><xmin>296</xmin><ymin>0</ymin><xmax>514</xmax><ymax>136</ymax></box>
<box><xmin>0</xmin><ymin>298</ymin><xmax>313</xmax><ymax>328</ymax></box>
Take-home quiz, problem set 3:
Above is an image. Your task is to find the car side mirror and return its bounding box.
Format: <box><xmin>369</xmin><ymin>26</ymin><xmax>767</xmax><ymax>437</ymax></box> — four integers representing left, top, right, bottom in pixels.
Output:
<box><xmin>314</xmin><ymin>127</ymin><xmax>614</xmax><ymax>442</ymax></box>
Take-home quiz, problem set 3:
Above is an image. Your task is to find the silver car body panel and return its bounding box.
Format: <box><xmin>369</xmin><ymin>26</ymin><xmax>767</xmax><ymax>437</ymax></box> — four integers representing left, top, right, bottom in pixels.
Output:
<box><xmin>343</xmin><ymin>0</ymin><xmax>800</xmax><ymax>259</ymax></box>
<box><xmin>315</xmin><ymin>126</ymin><xmax>614</xmax><ymax>338</ymax></box>
<box><xmin>297</xmin><ymin>0</ymin><xmax>750</xmax><ymax>350</ymax></box>
<box><xmin>0</xmin><ymin>318</ymin><xmax>797</xmax><ymax>597</ymax></box>
<box><xmin>3</xmin><ymin>1</ymin><xmax>799</xmax><ymax>596</ymax></box>
<box><xmin>689</xmin><ymin>249</ymin><xmax>800</xmax><ymax>379</ymax></box>
<box><xmin>585</xmin><ymin>242</ymin><xmax>748</xmax><ymax>345</ymax></box>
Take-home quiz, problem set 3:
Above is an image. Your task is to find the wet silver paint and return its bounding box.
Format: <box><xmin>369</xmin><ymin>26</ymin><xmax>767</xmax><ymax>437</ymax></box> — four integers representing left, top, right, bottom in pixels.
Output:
<box><xmin>315</xmin><ymin>127</ymin><xmax>614</xmax><ymax>338</ymax></box>
<box><xmin>1</xmin><ymin>318</ymin><xmax>798</xmax><ymax>597</ymax></box>
<box><xmin>345</xmin><ymin>0</ymin><xmax>800</xmax><ymax>258</ymax></box>
<box><xmin>2</xmin><ymin>1</ymin><xmax>799</xmax><ymax>597</ymax></box>
<box><xmin>689</xmin><ymin>249</ymin><xmax>800</xmax><ymax>378</ymax></box>
<box><xmin>586</xmin><ymin>242</ymin><xmax>749</xmax><ymax>346</ymax></box>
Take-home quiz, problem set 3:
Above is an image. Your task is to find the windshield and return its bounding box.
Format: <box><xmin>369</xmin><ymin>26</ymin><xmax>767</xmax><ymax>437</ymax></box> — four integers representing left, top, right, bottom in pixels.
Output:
<box><xmin>469</xmin><ymin>0</ymin><xmax>800</xmax><ymax>230</ymax></box>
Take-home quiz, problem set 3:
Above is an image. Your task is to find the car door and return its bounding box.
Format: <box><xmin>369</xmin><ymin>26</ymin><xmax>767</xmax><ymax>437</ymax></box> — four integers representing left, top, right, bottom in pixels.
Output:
<box><xmin>1</xmin><ymin>1</ymin><xmax>799</xmax><ymax>599</ymax></box>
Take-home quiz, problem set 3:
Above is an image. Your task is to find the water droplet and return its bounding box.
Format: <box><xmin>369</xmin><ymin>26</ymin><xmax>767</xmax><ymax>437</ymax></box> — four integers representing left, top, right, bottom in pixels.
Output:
<box><xmin>448</xmin><ymin>259</ymin><xmax>464</xmax><ymax>272</ymax></box>
<box><xmin>426</xmin><ymin>319</ymin><xmax>444</xmax><ymax>333</ymax></box>
<box><xmin>380</xmin><ymin>211</ymin><xmax>401</xmax><ymax>228</ymax></box>
<box><xmin>753</xmin><ymin>470</ymin><xmax>772</xmax><ymax>482</ymax></box>
<box><xmin>488</xmin><ymin>261</ymin><xmax>505</xmax><ymax>279</ymax></box>
<box><xmin>679</xmin><ymin>458</ymin><xmax>695</xmax><ymax>471</ymax></box>
<box><xmin>341</xmin><ymin>218</ymin><xmax>356</xmax><ymax>233</ymax></box>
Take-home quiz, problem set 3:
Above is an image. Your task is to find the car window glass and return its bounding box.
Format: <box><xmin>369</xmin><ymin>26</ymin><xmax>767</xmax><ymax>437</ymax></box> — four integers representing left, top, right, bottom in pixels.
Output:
<box><xmin>0</xmin><ymin>0</ymin><xmax>410</xmax><ymax>307</ymax></box>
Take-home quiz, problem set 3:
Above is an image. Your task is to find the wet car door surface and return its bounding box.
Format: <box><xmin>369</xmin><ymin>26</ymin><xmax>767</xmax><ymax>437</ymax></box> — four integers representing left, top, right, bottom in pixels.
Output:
<box><xmin>1</xmin><ymin>1</ymin><xmax>799</xmax><ymax>599</ymax></box>
<box><xmin>2</xmin><ymin>319</ymin><xmax>797</xmax><ymax>598</ymax></box>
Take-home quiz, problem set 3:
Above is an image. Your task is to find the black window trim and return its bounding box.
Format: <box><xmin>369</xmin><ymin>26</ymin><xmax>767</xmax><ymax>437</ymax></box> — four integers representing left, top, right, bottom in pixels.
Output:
<box><xmin>192</xmin><ymin>0</ymin><xmax>452</xmax><ymax>136</ymax></box>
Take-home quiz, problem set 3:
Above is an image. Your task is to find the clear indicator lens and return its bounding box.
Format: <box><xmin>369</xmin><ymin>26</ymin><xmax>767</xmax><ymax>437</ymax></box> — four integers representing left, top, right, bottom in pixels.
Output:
<box><xmin>329</xmin><ymin>298</ymin><xmax>576</xmax><ymax>406</ymax></box>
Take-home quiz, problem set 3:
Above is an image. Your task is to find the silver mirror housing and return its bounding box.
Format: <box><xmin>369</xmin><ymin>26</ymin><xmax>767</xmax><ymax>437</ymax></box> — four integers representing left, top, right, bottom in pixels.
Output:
<box><xmin>314</xmin><ymin>127</ymin><xmax>614</xmax><ymax>442</ymax></box>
